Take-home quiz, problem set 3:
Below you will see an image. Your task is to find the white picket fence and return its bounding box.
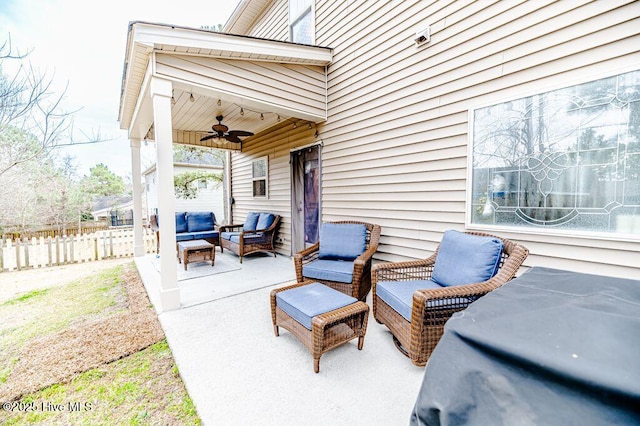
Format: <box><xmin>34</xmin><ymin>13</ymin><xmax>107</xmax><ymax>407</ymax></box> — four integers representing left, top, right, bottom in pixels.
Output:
<box><xmin>0</xmin><ymin>227</ymin><xmax>158</xmax><ymax>272</ymax></box>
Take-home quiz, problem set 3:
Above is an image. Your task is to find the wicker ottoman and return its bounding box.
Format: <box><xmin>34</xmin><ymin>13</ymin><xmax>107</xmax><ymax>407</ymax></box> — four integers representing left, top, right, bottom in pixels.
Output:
<box><xmin>177</xmin><ymin>239</ymin><xmax>215</xmax><ymax>271</ymax></box>
<box><xmin>270</xmin><ymin>280</ymin><xmax>369</xmax><ymax>373</ymax></box>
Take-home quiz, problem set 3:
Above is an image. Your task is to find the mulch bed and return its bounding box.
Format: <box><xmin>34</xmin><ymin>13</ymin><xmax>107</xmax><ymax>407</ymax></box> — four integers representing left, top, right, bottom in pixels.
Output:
<box><xmin>0</xmin><ymin>266</ymin><xmax>165</xmax><ymax>402</ymax></box>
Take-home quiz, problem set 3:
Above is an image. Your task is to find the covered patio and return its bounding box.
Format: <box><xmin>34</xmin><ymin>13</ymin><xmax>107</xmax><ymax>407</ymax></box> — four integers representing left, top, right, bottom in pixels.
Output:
<box><xmin>119</xmin><ymin>21</ymin><xmax>332</xmax><ymax>311</ymax></box>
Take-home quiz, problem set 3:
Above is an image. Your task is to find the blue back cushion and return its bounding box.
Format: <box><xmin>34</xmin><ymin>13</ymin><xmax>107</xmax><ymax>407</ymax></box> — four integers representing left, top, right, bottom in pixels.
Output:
<box><xmin>243</xmin><ymin>212</ymin><xmax>261</xmax><ymax>231</ymax></box>
<box><xmin>256</xmin><ymin>213</ymin><xmax>275</xmax><ymax>230</ymax></box>
<box><xmin>318</xmin><ymin>223</ymin><xmax>367</xmax><ymax>261</ymax></box>
<box><xmin>186</xmin><ymin>212</ymin><xmax>215</xmax><ymax>233</ymax></box>
<box><xmin>431</xmin><ymin>230</ymin><xmax>504</xmax><ymax>287</ymax></box>
<box><xmin>175</xmin><ymin>212</ymin><xmax>188</xmax><ymax>233</ymax></box>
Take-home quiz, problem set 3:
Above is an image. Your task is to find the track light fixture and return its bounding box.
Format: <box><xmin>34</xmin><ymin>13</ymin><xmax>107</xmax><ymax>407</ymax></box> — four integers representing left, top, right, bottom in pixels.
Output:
<box><xmin>293</xmin><ymin>122</ymin><xmax>297</xmax><ymax>129</ymax></box>
<box><xmin>260</xmin><ymin>113</ymin><xmax>264</xmax><ymax>120</ymax></box>
<box><xmin>217</xmin><ymin>99</ymin><xmax>222</xmax><ymax>106</ymax></box>
<box><xmin>240</xmin><ymin>108</ymin><xmax>244</xmax><ymax>116</ymax></box>
<box><xmin>189</xmin><ymin>93</ymin><xmax>195</xmax><ymax>102</ymax></box>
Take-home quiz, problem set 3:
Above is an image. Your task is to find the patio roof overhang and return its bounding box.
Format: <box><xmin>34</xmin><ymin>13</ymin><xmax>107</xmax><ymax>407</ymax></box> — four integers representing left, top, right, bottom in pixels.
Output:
<box><xmin>118</xmin><ymin>21</ymin><xmax>332</xmax><ymax>150</ymax></box>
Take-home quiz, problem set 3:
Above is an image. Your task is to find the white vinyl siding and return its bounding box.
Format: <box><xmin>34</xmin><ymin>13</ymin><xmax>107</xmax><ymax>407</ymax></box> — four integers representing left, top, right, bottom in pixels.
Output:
<box><xmin>155</xmin><ymin>54</ymin><xmax>327</xmax><ymax>123</ymax></box>
<box><xmin>230</xmin><ymin>122</ymin><xmax>316</xmax><ymax>256</ymax></box>
<box><xmin>236</xmin><ymin>0</ymin><xmax>640</xmax><ymax>278</ymax></box>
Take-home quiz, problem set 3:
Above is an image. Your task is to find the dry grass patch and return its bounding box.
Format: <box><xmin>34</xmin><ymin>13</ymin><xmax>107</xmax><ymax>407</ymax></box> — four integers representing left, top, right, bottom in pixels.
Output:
<box><xmin>0</xmin><ymin>262</ymin><xmax>200</xmax><ymax>425</ymax></box>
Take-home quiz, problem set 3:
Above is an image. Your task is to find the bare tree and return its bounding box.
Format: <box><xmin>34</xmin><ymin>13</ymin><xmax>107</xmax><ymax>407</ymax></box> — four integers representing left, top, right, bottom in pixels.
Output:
<box><xmin>0</xmin><ymin>36</ymin><xmax>78</xmax><ymax>176</ymax></box>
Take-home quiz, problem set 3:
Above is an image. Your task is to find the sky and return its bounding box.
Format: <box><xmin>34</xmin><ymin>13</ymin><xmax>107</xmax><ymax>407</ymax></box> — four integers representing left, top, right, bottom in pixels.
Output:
<box><xmin>0</xmin><ymin>0</ymin><xmax>241</xmax><ymax>178</ymax></box>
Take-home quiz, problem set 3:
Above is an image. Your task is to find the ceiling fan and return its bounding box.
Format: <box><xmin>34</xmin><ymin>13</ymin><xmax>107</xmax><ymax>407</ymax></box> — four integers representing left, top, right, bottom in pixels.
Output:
<box><xmin>200</xmin><ymin>115</ymin><xmax>254</xmax><ymax>143</ymax></box>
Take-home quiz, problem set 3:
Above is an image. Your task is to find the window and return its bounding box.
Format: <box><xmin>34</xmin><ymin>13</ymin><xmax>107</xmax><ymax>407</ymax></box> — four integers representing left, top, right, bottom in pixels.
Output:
<box><xmin>289</xmin><ymin>0</ymin><xmax>314</xmax><ymax>44</ymax></box>
<box><xmin>468</xmin><ymin>69</ymin><xmax>640</xmax><ymax>239</ymax></box>
<box><xmin>252</xmin><ymin>156</ymin><xmax>268</xmax><ymax>197</ymax></box>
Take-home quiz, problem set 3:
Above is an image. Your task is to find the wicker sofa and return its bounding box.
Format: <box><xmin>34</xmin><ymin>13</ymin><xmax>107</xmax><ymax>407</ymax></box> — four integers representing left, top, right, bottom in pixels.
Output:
<box><xmin>219</xmin><ymin>212</ymin><xmax>281</xmax><ymax>263</ymax></box>
<box><xmin>149</xmin><ymin>211</ymin><xmax>220</xmax><ymax>251</ymax></box>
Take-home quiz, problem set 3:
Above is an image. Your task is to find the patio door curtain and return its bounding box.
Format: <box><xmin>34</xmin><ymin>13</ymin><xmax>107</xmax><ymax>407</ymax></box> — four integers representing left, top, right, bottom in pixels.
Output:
<box><xmin>291</xmin><ymin>145</ymin><xmax>320</xmax><ymax>254</ymax></box>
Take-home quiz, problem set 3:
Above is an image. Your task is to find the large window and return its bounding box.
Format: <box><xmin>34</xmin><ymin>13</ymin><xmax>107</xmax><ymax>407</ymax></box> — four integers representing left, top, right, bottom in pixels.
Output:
<box><xmin>289</xmin><ymin>0</ymin><xmax>314</xmax><ymax>44</ymax></box>
<box><xmin>468</xmin><ymin>69</ymin><xmax>640</xmax><ymax>238</ymax></box>
<box><xmin>252</xmin><ymin>156</ymin><xmax>268</xmax><ymax>198</ymax></box>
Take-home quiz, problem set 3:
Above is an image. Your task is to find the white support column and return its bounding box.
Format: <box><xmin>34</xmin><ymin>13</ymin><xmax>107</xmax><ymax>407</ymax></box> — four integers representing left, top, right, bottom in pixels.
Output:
<box><xmin>150</xmin><ymin>76</ymin><xmax>180</xmax><ymax>311</ymax></box>
<box><xmin>130</xmin><ymin>138</ymin><xmax>145</xmax><ymax>257</ymax></box>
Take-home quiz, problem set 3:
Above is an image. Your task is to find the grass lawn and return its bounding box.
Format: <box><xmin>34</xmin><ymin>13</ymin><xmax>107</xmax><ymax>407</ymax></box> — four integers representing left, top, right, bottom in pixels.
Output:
<box><xmin>0</xmin><ymin>262</ymin><xmax>201</xmax><ymax>425</ymax></box>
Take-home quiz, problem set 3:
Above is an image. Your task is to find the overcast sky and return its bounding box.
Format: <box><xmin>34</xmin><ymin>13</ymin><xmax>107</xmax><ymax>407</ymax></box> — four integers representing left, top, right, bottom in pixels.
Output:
<box><xmin>0</xmin><ymin>0</ymin><xmax>241</xmax><ymax>177</ymax></box>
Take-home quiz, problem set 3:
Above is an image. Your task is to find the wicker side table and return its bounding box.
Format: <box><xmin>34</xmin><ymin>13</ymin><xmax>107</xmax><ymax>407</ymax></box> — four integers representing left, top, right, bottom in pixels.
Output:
<box><xmin>270</xmin><ymin>280</ymin><xmax>369</xmax><ymax>373</ymax></box>
<box><xmin>177</xmin><ymin>239</ymin><xmax>215</xmax><ymax>271</ymax></box>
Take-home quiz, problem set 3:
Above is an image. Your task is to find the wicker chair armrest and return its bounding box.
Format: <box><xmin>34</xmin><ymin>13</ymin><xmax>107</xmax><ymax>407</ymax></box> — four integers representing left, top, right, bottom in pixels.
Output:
<box><xmin>293</xmin><ymin>243</ymin><xmax>320</xmax><ymax>282</ymax></box>
<box><xmin>218</xmin><ymin>224</ymin><xmax>244</xmax><ymax>233</ymax></box>
<box><xmin>372</xmin><ymin>254</ymin><xmax>438</xmax><ymax>282</ymax></box>
<box><xmin>294</xmin><ymin>243</ymin><xmax>320</xmax><ymax>266</ymax></box>
<box><xmin>312</xmin><ymin>302</ymin><xmax>369</xmax><ymax>329</ymax></box>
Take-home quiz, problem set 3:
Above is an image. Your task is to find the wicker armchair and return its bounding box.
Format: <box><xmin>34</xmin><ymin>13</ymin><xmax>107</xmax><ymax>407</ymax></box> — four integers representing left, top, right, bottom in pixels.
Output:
<box><xmin>294</xmin><ymin>221</ymin><xmax>382</xmax><ymax>301</ymax></box>
<box><xmin>219</xmin><ymin>212</ymin><xmax>281</xmax><ymax>263</ymax></box>
<box><xmin>372</xmin><ymin>230</ymin><xmax>529</xmax><ymax>366</ymax></box>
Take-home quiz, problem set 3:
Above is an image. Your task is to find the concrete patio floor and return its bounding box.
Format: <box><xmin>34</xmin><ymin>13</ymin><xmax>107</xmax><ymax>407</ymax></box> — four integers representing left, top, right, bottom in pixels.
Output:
<box><xmin>135</xmin><ymin>251</ymin><xmax>426</xmax><ymax>425</ymax></box>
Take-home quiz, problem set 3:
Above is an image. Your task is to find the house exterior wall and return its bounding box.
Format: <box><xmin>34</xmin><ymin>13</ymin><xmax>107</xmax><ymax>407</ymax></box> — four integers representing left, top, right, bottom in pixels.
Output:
<box><xmin>144</xmin><ymin>165</ymin><xmax>226</xmax><ymax>224</ymax></box>
<box><xmin>230</xmin><ymin>0</ymin><xmax>640</xmax><ymax>278</ymax></box>
<box><xmin>230</xmin><ymin>121</ymin><xmax>316</xmax><ymax>256</ymax></box>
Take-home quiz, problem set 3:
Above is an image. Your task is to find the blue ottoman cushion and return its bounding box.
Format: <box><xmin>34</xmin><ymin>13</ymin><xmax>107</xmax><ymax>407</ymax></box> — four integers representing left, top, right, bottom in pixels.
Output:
<box><xmin>276</xmin><ymin>282</ymin><xmax>357</xmax><ymax>330</ymax></box>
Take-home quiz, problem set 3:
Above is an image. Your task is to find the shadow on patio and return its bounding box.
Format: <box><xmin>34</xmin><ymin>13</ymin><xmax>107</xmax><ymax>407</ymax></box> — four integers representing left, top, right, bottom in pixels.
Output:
<box><xmin>134</xmin><ymin>251</ymin><xmax>425</xmax><ymax>425</ymax></box>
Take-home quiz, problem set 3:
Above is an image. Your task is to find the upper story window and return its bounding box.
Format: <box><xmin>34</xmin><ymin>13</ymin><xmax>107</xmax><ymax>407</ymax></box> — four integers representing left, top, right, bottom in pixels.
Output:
<box><xmin>289</xmin><ymin>0</ymin><xmax>314</xmax><ymax>44</ymax></box>
<box><xmin>468</xmin><ymin>68</ymin><xmax>640</xmax><ymax>240</ymax></box>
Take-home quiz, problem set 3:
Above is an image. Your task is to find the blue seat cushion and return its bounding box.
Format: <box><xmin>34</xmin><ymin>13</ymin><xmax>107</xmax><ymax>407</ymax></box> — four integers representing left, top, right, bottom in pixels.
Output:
<box><xmin>175</xmin><ymin>212</ymin><xmax>188</xmax><ymax>233</ymax></box>
<box><xmin>176</xmin><ymin>233</ymin><xmax>194</xmax><ymax>242</ymax></box>
<box><xmin>276</xmin><ymin>282</ymin><xmax>357</xmax><ymax>330</ymax></box>
<box><xmin>181</xmin><ymin>231</ymin><xmax>218</xmax><ymax>241</ymax></box>
<box><xmin>186</xmin><ymin>212</ymin><xmax>215</xmax><ymax>233</ymax></box>
<box><xmin>303</xmin><ymin>259</ymin><xmax>354</xmax><ymax>284</ymax></box>
<box><xmin>318</xmin><ymin>223</ymin><xmax>367</xmax><ymax>261</ymax></box>
<box><xmin>376</xmin><ymin>280</ymin><xmax>445</xmax><ymax>322</ymax></box>
<box><xmin>431</xmin><ymin>230</ymin><xmax>504</xmax><ymax>287</ymax></box>
<box><xmin>256</xmin><ymin>212</ymin><xmax>275</xmax><ymax>230</ymax></box>
<box><xmin>221</xmin><ymin>232</ymin><xmax>267</xmax><ymax>244</ymax></box>
<box><xmin>221</xmin><ymin>232</ymin><xmax>239</xmax><ymax>241</ymax></box>
<box><xmin>243</xmin><ymin>212</ymin><xmax>261</xmax><ymax>231</ymax></box>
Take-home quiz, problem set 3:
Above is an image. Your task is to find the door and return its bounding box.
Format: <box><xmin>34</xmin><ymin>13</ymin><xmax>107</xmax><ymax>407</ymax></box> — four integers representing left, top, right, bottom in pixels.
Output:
<box><xmin>291</xmin><ymin>145</ymin><xmax>320</xmax><ymax>254</ymax></box>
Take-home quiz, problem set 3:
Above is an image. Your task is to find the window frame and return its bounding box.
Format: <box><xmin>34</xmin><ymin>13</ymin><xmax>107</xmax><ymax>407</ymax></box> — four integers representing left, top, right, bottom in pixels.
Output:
<box><xmin>289</xmin><ymin>0</ymin><xmax>315</xmax><ymax>44</ymax></box>
<box><xmin>465</xmin><ymin>65</ymin><xmax>640</xmax><ymax>243</ymax></box>
<box><xmin>252</xmin><ymin>156</ymin><xmax>269</xmax><ymax>198</ymax></box>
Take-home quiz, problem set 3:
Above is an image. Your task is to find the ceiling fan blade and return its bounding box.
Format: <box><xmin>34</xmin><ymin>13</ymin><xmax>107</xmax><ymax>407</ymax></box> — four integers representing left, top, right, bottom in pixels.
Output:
<box><xmin>225</xmin><ymin>135</ymin><xmax>243</xmax><ymax>143</ymax></box>
<box><xmin>200</xmin><ymin>134</ymin><xmax>217</xmax><ymax>141</ymax></box>
<box><xmin>228</xmin><ymin>130</ymin><xmax>254</xmax><ymax>137</ymax></box>
<box><xmin>212</xmin><ymin>123</ymin><xmax>228</xmax><ymax>133</ymax></box>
